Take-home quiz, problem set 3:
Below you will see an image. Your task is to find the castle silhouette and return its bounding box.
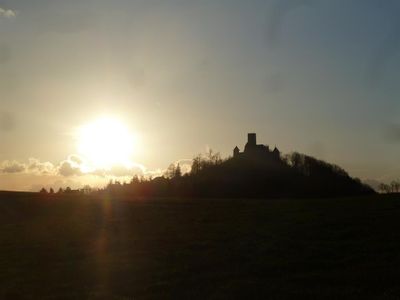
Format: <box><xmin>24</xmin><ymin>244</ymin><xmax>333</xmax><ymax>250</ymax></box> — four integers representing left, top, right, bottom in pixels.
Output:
<box><xmin>233</xmin><ymin>133</ymin><xmax>280</xmax><ymax>160</ymax></box>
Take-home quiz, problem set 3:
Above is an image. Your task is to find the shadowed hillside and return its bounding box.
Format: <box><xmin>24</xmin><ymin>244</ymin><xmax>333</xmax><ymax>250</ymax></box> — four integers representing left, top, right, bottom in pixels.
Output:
<box><xmin>104</xmin><ymin>134</ymin><xmax>374</xmax><ymax>198</ymax></box>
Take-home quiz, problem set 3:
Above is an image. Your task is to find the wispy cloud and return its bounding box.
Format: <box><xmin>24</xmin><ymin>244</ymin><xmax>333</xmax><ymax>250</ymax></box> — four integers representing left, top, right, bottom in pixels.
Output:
<box><xmin>0</xmin><ymin>7</ymin><xmax>17</xmax><ymax>18</ymax></box>
<box><xmin>0</xmin><ymin>158</ymin><xmax>54</xmax><ymax>174</ymax></box>
<box><xmin>0</xmin><ymin>160</ymin><xmax>25</xmax><ymax>173</ymax></box>
<box><xmin>0</xmin><ymin>155</ymin><xmax>147</xmax><ymax>178</ymax></box>
<box><xmin>0</xmin><ymin>155</ymin><xmax>194</xmax><ymax>191</ymax></box>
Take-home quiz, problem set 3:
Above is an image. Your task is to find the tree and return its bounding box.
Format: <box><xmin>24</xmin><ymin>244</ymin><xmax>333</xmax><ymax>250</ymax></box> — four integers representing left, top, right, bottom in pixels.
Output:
<box><xmin>206</xmin><ymin>149</ymin><xmax>222</xmax><ymax>165</ymax></box>
<box><xmin>39</xmin><ymin>187</ymin><xmax>48</xmax><ymax>194</ymax></box>
<box><xmin>165</xmin><ymin>163</ymin><xmax>177</xmax><ymax>179</ymax></box>
<box><xmin>191</xmin><ymin>154</ymin><xmax>203</xmax><ymax>175</ymax></box>
<box><xmin>65</xmin><ymin>187</ymin><xmax>72</xmax><ymax>193</ymax></box>
<box><xmin>82</xmin><ymin>185</ymin><xmax>92</xmax><ymax>194</ymax></box>
<box><xmin>175</xmin><ymin>164</ymin><xmax>182</xmax><ymax>178</ymax></box>
<box><xmin>49</xmin><ymin>188</ymin><xmax>54</xmax><ymax>194</ymax></box>
<box><xmin>379</xmin><ymin>183</ymin><xmax>390</xmax><ymax>194</ymax></box>
<box><xmin>391</xmin><ymin>181</ymin><xmax>400</xmax><ymax>193</ymax></box>
<box><xmin>57</xmin><ymin>187</ymin><xmax>63</xmax><ymax>194</ymax></box>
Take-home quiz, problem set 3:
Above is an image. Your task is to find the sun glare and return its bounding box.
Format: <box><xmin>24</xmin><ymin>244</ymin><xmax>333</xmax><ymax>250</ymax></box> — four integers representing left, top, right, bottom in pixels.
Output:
<box><xmin>77</xmin><ymin>117</ymin><xmax>136</xmax><ymax>170</ymax></box>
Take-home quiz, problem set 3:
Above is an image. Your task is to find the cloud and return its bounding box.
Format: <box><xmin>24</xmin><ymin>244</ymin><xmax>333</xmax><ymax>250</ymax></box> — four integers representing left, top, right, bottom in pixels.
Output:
<box><xmin>107</xmin><ymin>164</ymin><xmax>144</xmax><ymax>177</ymax></box>
<box><xmin>90</xmin><ymin>166</ymin><xmax>141</xmax><ymax>178</ymax></box>
<box><xmin>69</xmin><ymin>155</ymin><xmax>83</xmax><ymax>165</ymax></box>
<box><xmin>27</xmin><ymin>158</ymin><xmax>56</xmax><ymax>175</ymax></box>
<box><xmin>0</xmin><ymin>155</ymin><xmax>152</xmax><ymax>181</ymax></box>
<box><xmin>1</xmin><ymin>160</ymin><xmax>25</xmax><ymax>173</ymax></box>
<box><xmin>58</xmin><ymin>160</ymin><xmax>82</xmax><ymax>177</ymax></box>
<box><xmin>56</xmin><ymin>156</ymin><xmax>146</xmax><ymax>178</ymax></box>
<box><xmin>0</xmin><ymin>7</ymin><xmax>16</xmax><ymax>18</ymax></box>
<box><xmin>0</xmin><ymin>158</ymin><xmax>57</xmax><ymax>175</ymax></box>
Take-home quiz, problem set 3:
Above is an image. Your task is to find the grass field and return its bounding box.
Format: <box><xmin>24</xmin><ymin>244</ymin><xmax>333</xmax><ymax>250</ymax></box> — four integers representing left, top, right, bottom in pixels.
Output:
<box><xmin>1</xmin><ymin>192</ymin><xmax>400</xmax><ymax>299</ymax></box>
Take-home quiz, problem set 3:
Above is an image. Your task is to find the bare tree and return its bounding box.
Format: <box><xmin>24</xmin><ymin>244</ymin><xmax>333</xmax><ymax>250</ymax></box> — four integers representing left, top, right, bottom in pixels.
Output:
<box><xmin>391</xmin><ymin>180</ymin><xmax>400</xmax><ymax>193</ymax></box>
<box><xmin>175</xmin><ymin>164</ymin><xmax>182</xmax><ymax>178</ymax></box>
<box><xmin>82</xmin><ymin>185</ymin><xmax>92</xmax><ymax>194</ymax></box>
<box><xmin>164</xmin><ymin>163</ymin><xmax>177</xmax><ymax>179</ymax></box>
<box><xmin>379</xmin><ymin>183</ymin><xmax>391</xmax><ymax>194</ymax></box>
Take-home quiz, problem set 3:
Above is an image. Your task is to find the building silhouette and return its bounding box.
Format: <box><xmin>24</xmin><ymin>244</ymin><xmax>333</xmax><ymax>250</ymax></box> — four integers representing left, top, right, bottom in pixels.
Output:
<box><xmin>233</xmin><ymin>133</ymin><xmax>280</xmax><ymax>160</ymax></box>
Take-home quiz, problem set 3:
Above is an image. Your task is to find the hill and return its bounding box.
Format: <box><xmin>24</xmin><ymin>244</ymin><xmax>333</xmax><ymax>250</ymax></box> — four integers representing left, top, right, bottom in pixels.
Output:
<box><xmin>104</xmin><ymin>133</ymin><xmax>374</xmax><ymax>198</ymax></box>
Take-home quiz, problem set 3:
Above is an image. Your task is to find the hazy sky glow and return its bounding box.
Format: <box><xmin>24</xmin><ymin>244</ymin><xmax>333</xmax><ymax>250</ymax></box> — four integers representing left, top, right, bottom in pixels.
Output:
<box><xmin>1</xmin><ymin>0</ymin><xmax>400</xmax><ymax>191</ymax></box>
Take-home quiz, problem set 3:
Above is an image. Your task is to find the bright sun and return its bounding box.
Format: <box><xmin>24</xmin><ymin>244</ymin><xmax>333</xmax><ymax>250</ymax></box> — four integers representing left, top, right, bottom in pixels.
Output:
<box><xmin>77</xmin><ymin>117</ymin><xmax>136</xmax><ymax>170</ymax></box>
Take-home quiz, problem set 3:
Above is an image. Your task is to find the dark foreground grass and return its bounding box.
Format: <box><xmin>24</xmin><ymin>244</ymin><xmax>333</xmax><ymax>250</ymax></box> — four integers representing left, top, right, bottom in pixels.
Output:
<box><xmin>1</xmin><ymin>192</ymin><xmax>400</xmax><ymax>299</ymax></box>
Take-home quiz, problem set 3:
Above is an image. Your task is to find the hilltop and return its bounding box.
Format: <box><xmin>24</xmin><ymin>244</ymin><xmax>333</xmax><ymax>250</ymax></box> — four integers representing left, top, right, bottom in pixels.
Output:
<box><xmin>104</xmin><ymin>133</ymin><xmax>374</xmax><ymax>198</ymax></box>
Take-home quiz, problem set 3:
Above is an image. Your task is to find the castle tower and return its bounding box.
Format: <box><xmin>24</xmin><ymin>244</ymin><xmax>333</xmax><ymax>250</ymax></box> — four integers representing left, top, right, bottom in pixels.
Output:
<box><xmin>233</xmin><ymin>146</ymin><xmax>240</xmax><ymax>157</ymax></box>
<box><xmin>272</xmin><ymin>146</ymin><xmax>280</xmax><ymax>158</ymax></box>
<box><xmin>247</xmin><ymin>133</ymin><xmax>256</xmax><ymax>146</ymax></box>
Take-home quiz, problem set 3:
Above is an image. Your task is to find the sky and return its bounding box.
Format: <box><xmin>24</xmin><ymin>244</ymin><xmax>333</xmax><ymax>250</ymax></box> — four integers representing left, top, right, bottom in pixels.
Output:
<box><xmin>1</xmin><ymin>0</ymin><xmax>400</xmax><ymax>191</ymax></box>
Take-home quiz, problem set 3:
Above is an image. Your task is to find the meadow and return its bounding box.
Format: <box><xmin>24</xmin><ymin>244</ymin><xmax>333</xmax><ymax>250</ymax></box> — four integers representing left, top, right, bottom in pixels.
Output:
<box><xmin>1</xmin><ymin>191</ymin><xmax>400</xmax><ymax>299</ymax></box>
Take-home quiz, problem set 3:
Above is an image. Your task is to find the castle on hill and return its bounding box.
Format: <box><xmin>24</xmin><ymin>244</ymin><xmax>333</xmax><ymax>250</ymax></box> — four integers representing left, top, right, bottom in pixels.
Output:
<box><xmin>233</xmin><ymin>133</ymin><xmax>280</xmax><ymax>160</ymax></box>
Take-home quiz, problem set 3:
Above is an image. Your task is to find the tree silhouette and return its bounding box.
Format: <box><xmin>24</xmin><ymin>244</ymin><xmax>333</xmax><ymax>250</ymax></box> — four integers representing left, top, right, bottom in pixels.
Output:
<box><xmin>391</xmin><ymin>180</ymin><xmax>400</xmax><ymax>193</ymax></box>
<box><xmin>102</xmin><ymin>149</ymin><xmax>373</xmax><ymax>198</ymax></box>
<box><xmin>175</xmin><ymin>164</ymin><xmax>182</xmax><ymax>178</ymax></box>
<box><xmin>379</xmin><ymin>183</ymin><xmax>391</xmax><ymax>194</ymax></box>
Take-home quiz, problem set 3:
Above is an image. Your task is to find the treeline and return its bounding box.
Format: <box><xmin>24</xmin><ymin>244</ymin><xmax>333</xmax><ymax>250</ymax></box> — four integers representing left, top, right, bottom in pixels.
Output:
<box><xmin>101</xmin><ymin>150</ymin><xmax>374</xmax><ymax>198</ymax></box>
<box><xmin>378</xmin><ymin>181</ymin><xmax>400</xmax><ymax>194</ymax></box>
<box><xmin>39</xmin><ymin>185</ymin><xmax>93</xmax><ymax>195</ymax></box>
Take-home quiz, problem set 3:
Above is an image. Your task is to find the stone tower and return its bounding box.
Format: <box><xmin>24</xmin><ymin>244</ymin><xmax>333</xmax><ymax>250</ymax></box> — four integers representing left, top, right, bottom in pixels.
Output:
<box><xmin>247</xmin><ymin>133</ymin><xmax>256</xmax><ymax>146</ymax></box>
<box><xmin>233</xmin><ymin>146</ymin><xmax>240</xmax><ymax>157</ymax></box>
